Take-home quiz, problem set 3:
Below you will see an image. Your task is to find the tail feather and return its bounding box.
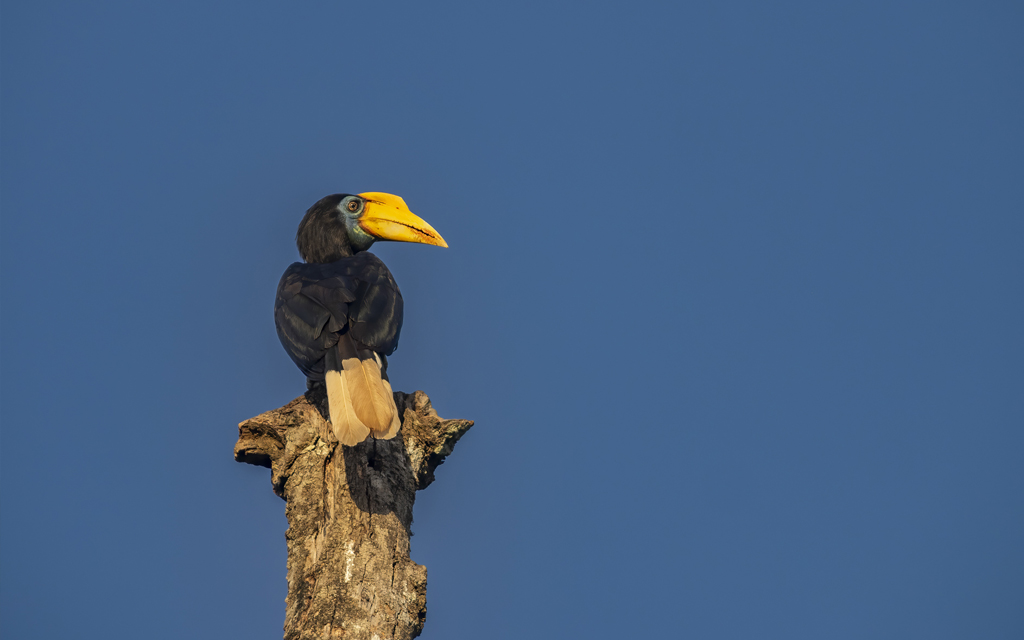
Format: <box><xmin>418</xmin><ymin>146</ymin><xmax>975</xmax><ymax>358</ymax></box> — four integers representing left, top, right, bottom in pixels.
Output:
<box><xmin>325</xmin><ymin>368</ymin><xmax>371</xmax><ymax>446</ymax></box>
<box><xmin>325</xmin><ymin>334</ymin><xmax>400</xmax><ymax>445</ymax></box>
<box><xmin>378</xmin><ymin>376</ymin><xmax>401</xmax><ymax>439</ymax></box>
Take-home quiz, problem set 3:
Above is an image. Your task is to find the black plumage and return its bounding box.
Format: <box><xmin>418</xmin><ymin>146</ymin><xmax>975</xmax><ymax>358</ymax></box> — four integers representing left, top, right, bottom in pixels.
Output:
<box><xmin>274</xmin><ymin>251</ymin><xmax>403</xmax><ymax>381</ymax></box>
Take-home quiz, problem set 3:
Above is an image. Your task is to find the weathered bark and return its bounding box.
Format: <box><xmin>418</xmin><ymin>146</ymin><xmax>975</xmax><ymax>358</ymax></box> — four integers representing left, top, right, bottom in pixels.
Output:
<box><xmin>235</xmin><ymin>388</ymin><xmax>473</xmax><ymax>640</ymax></box>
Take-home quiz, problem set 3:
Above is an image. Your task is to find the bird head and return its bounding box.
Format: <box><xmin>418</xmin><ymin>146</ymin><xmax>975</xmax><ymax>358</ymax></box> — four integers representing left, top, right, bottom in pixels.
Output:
<box><xmin>297</xmin><ymin>192</ymin><xmax>447</xmax><ymax>263</ymax></box>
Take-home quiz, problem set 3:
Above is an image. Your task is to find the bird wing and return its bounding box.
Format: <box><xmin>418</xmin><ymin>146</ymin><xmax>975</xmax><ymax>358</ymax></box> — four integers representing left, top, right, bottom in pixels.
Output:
<box><xmin>274</xmin><ymin>252</ymin><xmax>404</xmax><ymax>380</ymax></box>
<box><xmin>334</xmin><ymin>252</ymin><xmax>404</xmax><ymax>356</ymax></box>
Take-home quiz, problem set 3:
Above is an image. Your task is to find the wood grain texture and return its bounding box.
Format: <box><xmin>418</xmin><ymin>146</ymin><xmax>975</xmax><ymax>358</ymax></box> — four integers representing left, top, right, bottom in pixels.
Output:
<box><xmin>235</xmin><ymin>388</ymin><xmax>473</xmax><ymax>640</ymax></box>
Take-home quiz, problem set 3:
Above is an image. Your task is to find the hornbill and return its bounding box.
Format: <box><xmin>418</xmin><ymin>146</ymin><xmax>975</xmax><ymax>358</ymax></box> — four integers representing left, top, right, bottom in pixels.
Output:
<box><xmin>274</xmin><ymin>192</ymin><xmax>447</xmax><ymax>446</ymax></box>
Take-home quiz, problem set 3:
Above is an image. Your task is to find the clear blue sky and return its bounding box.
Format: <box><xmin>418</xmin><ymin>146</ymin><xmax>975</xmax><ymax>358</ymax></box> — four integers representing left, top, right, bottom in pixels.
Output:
<box><xmin>2</xmin><ymin>1</ymin><xmax>1022</xmax><ymax>638</ymax></box>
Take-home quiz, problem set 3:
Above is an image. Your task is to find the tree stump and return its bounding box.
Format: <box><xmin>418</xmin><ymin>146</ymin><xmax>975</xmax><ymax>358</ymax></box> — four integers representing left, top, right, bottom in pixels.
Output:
<box><xmin>235</xmin><ymin>388</ymin><xmax>473</xmax><ymax>640</ymax></box>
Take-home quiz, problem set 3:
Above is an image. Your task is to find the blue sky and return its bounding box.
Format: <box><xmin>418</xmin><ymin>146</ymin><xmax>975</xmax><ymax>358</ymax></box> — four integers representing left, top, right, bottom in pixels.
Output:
<box><xmin>2</xmin><ymin>1</ymin><xmax>1022</xmax><ymax>638</ymax></box>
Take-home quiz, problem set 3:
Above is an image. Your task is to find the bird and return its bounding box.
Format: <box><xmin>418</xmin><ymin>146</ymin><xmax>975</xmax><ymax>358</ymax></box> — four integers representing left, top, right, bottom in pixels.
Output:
<box><xmin>274</xmin><ymin>192</ymin><xmax>447</xmax><ymax>446</ymax></box>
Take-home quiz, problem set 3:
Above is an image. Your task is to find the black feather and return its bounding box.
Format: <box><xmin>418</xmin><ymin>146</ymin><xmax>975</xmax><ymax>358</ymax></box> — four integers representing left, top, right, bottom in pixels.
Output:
<box><xmin>274</xmin><ymin>252</ymin><xmax>403</xmax><ymax>381</ymax></box>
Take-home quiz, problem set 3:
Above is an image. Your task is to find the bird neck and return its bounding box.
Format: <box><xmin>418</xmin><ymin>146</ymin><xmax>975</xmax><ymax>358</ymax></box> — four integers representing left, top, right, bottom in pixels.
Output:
<box><xmin>299</xmin><ymin>229</ymin><xmax>356</xmax><ymax>262</ymax></box>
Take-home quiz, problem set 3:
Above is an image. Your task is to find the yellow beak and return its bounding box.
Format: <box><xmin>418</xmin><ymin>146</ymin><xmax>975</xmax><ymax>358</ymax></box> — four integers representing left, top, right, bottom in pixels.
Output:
<box><xmin>357</xmin><ymin>192</ymin><xmax>448</xmax><ymax>248</ymax></box>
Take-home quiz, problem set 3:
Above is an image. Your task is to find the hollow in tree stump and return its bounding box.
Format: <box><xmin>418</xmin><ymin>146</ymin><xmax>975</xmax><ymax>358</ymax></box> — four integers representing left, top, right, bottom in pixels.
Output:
<box><xmin>235</xmin><ymin>388</ymin><xmax>473</xmax><ymax>640</ymax></box>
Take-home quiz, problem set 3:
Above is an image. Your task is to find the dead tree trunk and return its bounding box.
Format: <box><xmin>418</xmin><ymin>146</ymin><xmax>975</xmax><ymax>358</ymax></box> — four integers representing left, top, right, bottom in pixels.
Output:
<box><xmin>235</xmin><ymin>387</ymin><xmax>473</xmax><ymax>640</ymax></box>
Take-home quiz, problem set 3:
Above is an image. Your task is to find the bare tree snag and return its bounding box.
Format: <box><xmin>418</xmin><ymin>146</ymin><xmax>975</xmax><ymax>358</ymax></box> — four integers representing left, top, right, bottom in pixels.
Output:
<box><xmin>235</xmin><ymin>388</ymin><xmax>473</xmax><ymax>640</ymax></box>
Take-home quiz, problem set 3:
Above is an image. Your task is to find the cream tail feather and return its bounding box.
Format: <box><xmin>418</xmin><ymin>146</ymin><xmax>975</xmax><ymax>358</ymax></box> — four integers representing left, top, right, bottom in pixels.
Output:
<box><xmin>325</xmin><ymin>335</ymin><xmax>400</xmax><ymax>446</ymax></box>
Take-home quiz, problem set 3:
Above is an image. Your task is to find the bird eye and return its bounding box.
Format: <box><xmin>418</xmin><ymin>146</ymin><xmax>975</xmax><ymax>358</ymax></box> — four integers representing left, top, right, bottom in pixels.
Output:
<box><xmin>346</xmin><ymin>200</ymin><xmax>361</xmax><ymax>213</ymax></box>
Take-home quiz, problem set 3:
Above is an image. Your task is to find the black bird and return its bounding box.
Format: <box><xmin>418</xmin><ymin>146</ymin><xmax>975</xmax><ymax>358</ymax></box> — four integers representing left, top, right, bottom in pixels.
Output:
<box><xmin>274</xmin><ymin>192</ymin><xmax>447</xmax><ymax>445</ymax></box>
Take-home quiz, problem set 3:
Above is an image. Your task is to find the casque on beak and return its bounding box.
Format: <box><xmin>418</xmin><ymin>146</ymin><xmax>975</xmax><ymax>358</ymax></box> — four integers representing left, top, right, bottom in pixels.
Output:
<box><xmin>357</xmin><ymin>192</ymin><xmax>448</xmax><ymax>248</ymax></box>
